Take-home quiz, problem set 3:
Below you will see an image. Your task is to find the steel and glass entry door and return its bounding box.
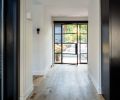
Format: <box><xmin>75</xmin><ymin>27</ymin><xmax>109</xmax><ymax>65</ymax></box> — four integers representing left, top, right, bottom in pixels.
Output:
<box><xmin>54</xmin><ymin>21</ymin><xmax>88</xmax><ymax>64</ymax></box>
<box><xmin>54</xmin><ymin>23</ymin><xmax>78</xmax><ymax>64</ymax></box>
<box><xmin>62</xmin><ymin>24</ymin><xmax>78</xmax><ymax>64</ymax></box>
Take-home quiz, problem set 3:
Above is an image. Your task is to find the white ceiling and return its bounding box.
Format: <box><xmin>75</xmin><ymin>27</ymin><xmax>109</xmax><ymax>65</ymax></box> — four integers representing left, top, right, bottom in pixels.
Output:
<box><xmin>33</xmin><ymin>0</ymin><xmax>89</xmax><ymax>17</ymax></box>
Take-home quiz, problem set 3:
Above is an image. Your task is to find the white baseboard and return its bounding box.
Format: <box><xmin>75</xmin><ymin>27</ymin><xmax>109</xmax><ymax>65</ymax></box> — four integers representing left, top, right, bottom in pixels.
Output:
<box><xmin>88</xmin><ymin>73</ymin><xmax>102</xmax><ymax>94</ymax></box>
<box><xmin>19</xmin><ymin>85</ymin><xmax>33</xmax><ymax>100</ymax></box>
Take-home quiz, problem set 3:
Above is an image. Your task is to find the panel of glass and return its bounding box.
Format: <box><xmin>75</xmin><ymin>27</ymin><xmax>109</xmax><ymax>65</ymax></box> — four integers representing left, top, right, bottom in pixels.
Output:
<box><xmin>63</xmin><ymin>24</ymin><xmax>77</xmax><ymax>33</ymax></box>
<box><xmin>62</xmin><ymin>34</ymin><xmax>77</xmax><ymax>43</ymax></box>
<box><xmin>81</xmin><ymin>44</ymin><xmax>87</xmax><ymax>53</ymax></box>
<box><xmin>55</xmin><ymin>35</ymin><xmax>61</xmax><ymax>43</ymax></box>
<box><xmin>55</xmin><ymin>24</ymin><xmax>61</xmax><ymax>34</ymax></box>
<box><xmin>62</xmin><ymin>54</ymin><xmax>77</xmax><ymax>63</ymax></box>
<box><xmin>55</xmin><ymin>54</ymin><xmax>61</xmax><ymax>63</ymax></box>
<box><xmin>81</xmin><ymin>34</ymin><xmax>87</xmax><ymax>43</ymax></box>
<box><xmin>81</xmin><ymin>54</ymin><xmax>87</xmax><ymax>63</ymax></box>
<box><xmin>55</xmin><ymin>44</ymin><xmax>61</xmax><ymax>53</ymax></box>
<box><xmin>79</xmin><ymin>24</ymin><xmax>87</xmax><ymax>33</ymax></box>
<box><xmin>62</xmin><ymin>44</ymin><xmax>76</xmax><ymax>54</ymax></box>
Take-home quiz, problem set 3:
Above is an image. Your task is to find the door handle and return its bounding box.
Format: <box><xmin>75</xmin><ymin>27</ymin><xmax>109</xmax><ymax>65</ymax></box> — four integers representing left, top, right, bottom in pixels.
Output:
<box><xmin>75</xmin><ymin>44</ymin><xmax>78</xmax><ymax>54</ymax></box>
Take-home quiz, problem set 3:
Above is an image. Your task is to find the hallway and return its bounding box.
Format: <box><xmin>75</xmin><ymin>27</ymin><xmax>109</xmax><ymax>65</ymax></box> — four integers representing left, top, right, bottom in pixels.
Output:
<box><xmin>27</xmin><ymin>65</ymin><xmax>104</xmax><ymax>100</ymax></box>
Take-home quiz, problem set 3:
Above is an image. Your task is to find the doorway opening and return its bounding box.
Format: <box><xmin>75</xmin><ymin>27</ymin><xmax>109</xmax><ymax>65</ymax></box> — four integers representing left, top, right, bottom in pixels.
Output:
<box><xmin>54</xmin><ymin>21</ymin><xmax>88</xmax><ymax>65</ymax></box>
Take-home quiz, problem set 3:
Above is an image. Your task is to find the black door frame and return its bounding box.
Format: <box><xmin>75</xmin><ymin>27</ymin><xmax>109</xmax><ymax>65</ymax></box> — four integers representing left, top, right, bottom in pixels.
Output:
<box><xmin>101</xmin><ymin>0</ymin><xmax>110</xmax><ymax>99</ymax></box>
<box><xmin>0</xmin><ymin>0</ymin><xmax>20</xmax><ymax>100</ymax></box>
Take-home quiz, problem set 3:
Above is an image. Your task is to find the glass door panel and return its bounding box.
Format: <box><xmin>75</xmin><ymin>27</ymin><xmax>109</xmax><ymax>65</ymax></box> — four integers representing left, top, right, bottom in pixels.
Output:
<box><xmin>62</xmin><ymin>34</ymin><xmax>77</xmax><ymax>43</ymax></box>
<box><xmin>79</xmin><ymin>24</ymin><xmax>88</xmax><ymax>64</ymax></box>
<box><xmin>55</xmin><ymin>54</ymin><xmax>61</xmax><ymax>63</ymax></box>
<box><xmin>55</xmin><ymin>35</ymin><xmax>61</xmax><ymax>43</ymax></box>
<box><xmin>81</xmin><ymin>34</ymin><xmax>87</xmax><ymax>43</ymax></box>
<box><xmin>55</xmin><ymin>24</ymin><xmax>61</xmax><ymax>34</ymax></box>
<box><xmin>79</xmin><ymin>24</ymin><xmax>88</xmax><ymax>33</ymax></box>
<box><xmin>63</xmin><ymin>24</ymin><xmax>77</xmax><ymax>33</ymax></box>
<box><xmin>62</xmin><ymin>44</ymin><xmax>76</xmax><ymax>54</ymax></box>
<box><xmin>62</xmin><ymin>54</ymin><xmax>77</xmax><ymax>64</ymax></box>
<box><xmin>55</xmin><ymin>44</ymin><xmax>61</xmax><ymax>53</ymax></box>
<box><xmin>81</xmin><ymin>44</ymin><xmax>87</xmax><ymax>53</ymax></box>
<box><xmin>81</xmin><ymin>54</ymin><xmax>87</xmax><ymax>63</ymax></box>
<box><xmin>54</xmin><ymin>44</ymin><xmax>62</xmax><ymax>64</ymax></box>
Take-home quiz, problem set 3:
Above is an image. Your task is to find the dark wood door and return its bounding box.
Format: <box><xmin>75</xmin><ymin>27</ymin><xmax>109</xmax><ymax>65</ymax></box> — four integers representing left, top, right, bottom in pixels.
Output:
<box><xmin>3</xmin><ymin>0</ymin><xmax>20</xmax><ymax>100</ymax></box>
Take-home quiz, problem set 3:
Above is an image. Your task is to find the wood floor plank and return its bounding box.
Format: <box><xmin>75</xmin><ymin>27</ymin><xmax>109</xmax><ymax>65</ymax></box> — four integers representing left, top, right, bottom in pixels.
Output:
<box><xmin>27</xmin><ymin>64</ymin><xmax>104</xmax><ymax>100</ymax></box>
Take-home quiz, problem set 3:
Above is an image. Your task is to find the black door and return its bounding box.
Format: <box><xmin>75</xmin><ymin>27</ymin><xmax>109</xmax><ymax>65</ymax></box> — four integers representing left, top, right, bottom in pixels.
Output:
<box><xmin>0</xmin><ymin>0</ymin><xmax>20</xmax><ymax>100</ymax></box>
<box><xmin>110</xmin><ymin>0</ymin><xmax>120</xmax><ymax>99</ymax></box>
<box><xmin>101</xmin><ymin>0</ymin><xmax>120</xmax><ymax>100</ymax></box>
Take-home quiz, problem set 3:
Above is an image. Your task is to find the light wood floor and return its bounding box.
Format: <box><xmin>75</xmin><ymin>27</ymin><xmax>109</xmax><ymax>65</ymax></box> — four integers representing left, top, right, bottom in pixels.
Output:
<box><xmin>27</xmin><ymin>64</ymin><xmax>104</xmax><ymax>100</ymax></box>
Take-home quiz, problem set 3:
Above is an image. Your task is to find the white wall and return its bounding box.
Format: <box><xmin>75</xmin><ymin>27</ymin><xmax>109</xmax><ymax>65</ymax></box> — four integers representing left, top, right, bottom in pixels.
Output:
<box><xmin>88</xmin><ymin>0</ymin><xmax>101</xmax><ymax>94</ymax></box>
<box><xmin>32</xmin><ymin>4</ymin><xmax>46</xmax><ymax>75</ymax></box>
<box><xmin>20</xmin><ymin>0</ymin><xmax>33</xmax><ymax>100</ymax></box>
<box><xmin>44</xmin><ymin>11</ymin><xmax>53</xmax><ymax>74</ymax></box>
<box><xmin>32</xmin><ymin>3</ymin><xmax>53</xmax><ymax>75</ymax></box>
